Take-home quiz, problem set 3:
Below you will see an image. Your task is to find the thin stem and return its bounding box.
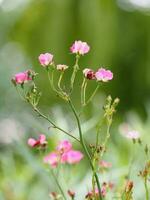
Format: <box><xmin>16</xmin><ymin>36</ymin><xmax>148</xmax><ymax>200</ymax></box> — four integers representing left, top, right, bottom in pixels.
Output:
<box><xmin>51</xmin><ymin>170</ymin><xmax>67</xmax><ymax>200</ymax></box>
<box><xmin>68</xmin><ymin>99</ymin><xmax>103</xmax><ymax>200</ymax></box>
<box><xmin>144</xmin><ymin>177</ymin><xmax>149</xmax><ymax>200</ymax></box>
<box><xmin>58</xmin><ymin>72</ymin><xmax>64</xmax><ymax>92</ymax></box>
<box><xmin>81</xmin><ymin>78</ymin><xmax>86</xmax><ymax>105</ymax></box>
<box><xmin>85</xmin><ymin>84</ymin><xmax>100</xmax><ymax>106</ymax></box>
<box><xmin>70</xmin><ymin>54</ymin><xmax>80</xmax><ymax>93</ymax></box>
<box><xmin>32</xmin><ymin>106</ymin><xmax>80</xmax><ymax>142</ymax></box>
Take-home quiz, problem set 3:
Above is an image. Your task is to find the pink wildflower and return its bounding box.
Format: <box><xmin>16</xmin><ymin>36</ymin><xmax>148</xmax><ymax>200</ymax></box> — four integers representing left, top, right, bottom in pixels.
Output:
<box><xmin>126</xmin><ymin>130</ymin><xmax>140</xmax><ymax>139</ymax></box>
<box><xmin>83</xmin><ymin>68</ymin><xmax>95</xmax><ymax>80</ymax></box>
<box><xmin>56</xmin><ymin>64</ymin><xmax>68</xmax><ymax>71</ymax></box>
<box><xmin>13</xmin><ymin>71</ymin><xmax>31</xmax><ymax>85</ymax></box>
<box><xmin>65</xmin><ymin>150</ymin><xmax>84</xmax><ymax>164</ymax></box>
<box><xmin>27</xmin><ymin>134</ymin><xmax>47</xmax><ymax>147</ymax></box>
<box><xmin>70</xmin><ymin>40</ymin><xmax>90</xmax><ymax>55</ymax></box>
<box><xmin>95</xmin><ymin>68</ymin><xmax>113</xmax><ymax>82</ymax></box>
<box><xmin>119</xmin><ymin>123</ymin><xmax>140</xmax><ymax>140</ymax></box>
<box><xmin>38</xmin><ymin>53</ymin><xmax>53</xmax><ymax>66</ymax></box>
<box><xmin>99</xmin><ymin>160</ymin><xmax>112</xmax><ymax>169</ymax></box>
<box><xmin>43</xmin><ymin>152</ymin><xmax>59</xmax><ymax>168</ymax></box>
<box><xmin>56</xmin><ymin>140</ymin><xmax>72</xmax><ymax>153</ymax></box>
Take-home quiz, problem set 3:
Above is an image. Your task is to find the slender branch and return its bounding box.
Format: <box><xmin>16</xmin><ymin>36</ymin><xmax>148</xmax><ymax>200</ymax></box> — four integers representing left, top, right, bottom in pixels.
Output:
<box><xmin>51</xmin><ymin>170</ymin><xmax>67</xmax><ymax>200</ymax></box>
<box><xmin>32</xmin><ymin>106</ymin><xmax>80</xmax><ymax>142</ymax></box>
<box><xmin>144</xmin><ymin>177</ymin><xmax>149</xmax><ymax>200</ymax></box>
<box><xmin>58</xmin><ymin>72</ymin><xmax>64</xmax><ymax>92</ymax></box>
<box><xmin>85</xmin><ymin>84</ymin><xmax>100</xmax><ymax>106</ymax></box>
<box><xmin>70</xmin><ymin>54</ymin><xmax>80</xmax><ymax>93</ymax></box>
<box><xmin>68</xmin><ymin>99</ymin><xmax>103</xmax><ymax>200</ymax></box>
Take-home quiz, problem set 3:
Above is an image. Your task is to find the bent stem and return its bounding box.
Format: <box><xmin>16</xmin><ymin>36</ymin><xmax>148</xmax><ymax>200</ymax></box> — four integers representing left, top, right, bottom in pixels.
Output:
<box><xmin>85</xmin><ymin>84</ymin><xmax>100</xmax><ymax>106</ymax></box>
<box><xmin>70</xmin><ymin>54</ymin><xmax>80</xmax><ymax>93</ymax></box>
<box><xmin>68</xmin><ymin>99</ymin><xmax>103</xmax><ymax>200</ymax></box>
<box><xmin>31</xmin><ymin>105</ymin><xmax>80</xmax><ymax>142</ymax></box>
<box><xmin>51</xmin><ymin>170</ymin><xmax>67</xmax><ymax>200</ymax></box>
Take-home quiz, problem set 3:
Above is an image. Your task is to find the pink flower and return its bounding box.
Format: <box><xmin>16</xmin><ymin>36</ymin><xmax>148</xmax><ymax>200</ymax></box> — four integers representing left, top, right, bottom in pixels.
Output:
<box><xmin>95</xmin><ymin>68</ymin><xmax>113</xmax><ymax>82</ymax></box>
<box><xmin>13</xmin><ymin>71</ymin><xmax>31</xmax><ymax>85</ymax></box>
<box><xmin>70</xmin><ymin>40</ymin><xmax>90</xmax><ymax>55</ymax></box>
<box><xmin>56</xmin><ymin>140</ymin><xmax>72</xmax><ymax>153</ymax></box>
<box><xmin>64</xmin><ymin>150</ymin><xmax>83</xmax><ymax>164</ymax></box>
<box><xmin>38</xmin><ymin>53</ymin><xmax>53</xmax><ymax>66</ymax></box>
<box><xmin>99</xmin><ymin>160</ymin><xmax>112</xmax><ymax>169</ymax></box>
<box><xmin>43</xmin><ymin>152</ymin><xmax>59</xmax><ymax>168</ymax></box>
<box><xmin>126</xmin><ymin>130</ymin><xmax>140</xmax><ymax>139</ymax></box>
<box><xmin>27</xmin><ymin>134</ymin><xmax>47</xmax><ymax>147</ymax></box>
<box><xmin>119</xmin><ymin>123</ymin><xmax>140</xmax><ymax>140</ymax></box>
<box><xmin>56</xmin><ymin>64</ymin><xmax>68</xmax><ymax>71</ymax></box>
<box><xmin>83</xmin><ymin>68</ymin><xmax>95</xmax><ymax>80</ymax></box>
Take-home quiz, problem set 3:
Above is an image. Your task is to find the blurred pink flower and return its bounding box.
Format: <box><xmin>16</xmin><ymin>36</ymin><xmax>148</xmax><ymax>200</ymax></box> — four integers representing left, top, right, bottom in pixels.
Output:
<box><xmin>119</xmin><ymin>123</ymin><xmax>140</xmax><ymax>140</ymax></box>
<box><xmin>56</xmin><ymin>64</ymin><xmax>68</xmax><ymax>71</ymax></box>
<box><xmin>38</xmin><ymin>53</ymin><xmax>53</xmax><ymax>66</ymax></box>
<box><xmin>95</xmin><ymin>68</ymin><xmax>113</xmax><ymax>82</ymax></box>
<box><xmin>13</xmin><ymin>71</ymin><xmax>31</xmax><ymax>84</ymax></box>
<box><xmin>43</xmin><ymin>152</ymin><xmax>59</xmax><ymax>168</ymax></box>
<box><xmin>56</xmin><ymin>140</ymin><xmax>72</xmax><ymax>153</ymax></box>
<box><xmin>65</xmin><ymin>150</ymin><xmax>84</xmax><ymax>164</ymax></box>
<box><xmin>70</xmin><ymin>40</ymin><xmax>90</xmax><ymax>55</ymax></box>
<box><xmin>99</xmin><ymin>160</ymin><xmax>112</xmax><ymax>169</ymax></box>
<box><xmin>83</xmin><ymin>68</ymin><xmax>95</xmax><ymax>80</ymax></box>
<box><xmin>126</xmin><ymin>130</ymin><xmax>140</xmax><ymax>139</ymax></box>
<box><xmin>27</xmin><ymin>134</ymin><xmax>47</xmax><ymax>147</ymax></box>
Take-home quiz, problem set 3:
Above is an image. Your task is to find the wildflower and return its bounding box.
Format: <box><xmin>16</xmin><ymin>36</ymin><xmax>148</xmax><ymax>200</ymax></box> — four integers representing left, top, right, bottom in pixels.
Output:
<box><xmin>95</xmin><ymin>68</ymin><xmax>113</xmax><ymax>82</ymax></box>
<box><xmin>12</xmin><ymin>71</ymin><xmax>32</xmax><ymax>85</ymax></box>
<box><xmin>83</xmin><ymin>68</ymin><xmax>95</xmax><ymax>80</ymax></box>
<box><xmin>27</xmin><ymin>134</ymin><xmax>47</xmax><ymax>147</ymax></box>
<box><xmin>70</xmin><ymin>40</ymin><xmax>90</xmax><ymax>55</ymax></box>
<box><xmin>44</xmin><ymin>140</ymin><xmax>84</xmax><ymax>167</ymax></box>
<box><xmin>64</xmin><ymin>150</ymin><xmax>84</xmax><ymax>164</ymax></box>
<box><xmin>56</xmin><ymin>64</ymin><xmax>68</xmax><ymax>71</ymax></box>
<box><xmin>126</xmin><ymin>130</ymin><xmax>140</xmax><ymax>139</ymax></box>
<box><xmin>119</xmin><ymin>124</ymin><xmax>140</xmax><ymax>140</ymax></box>
<box><xmin>43</xmin><ymin>152</ymin><xmax>59</xmax><ymax>168</ymax></box>
<box><xmin>56</xmin><ymin>140</ymin><xmax>72</xmax><ymax>154</ymax></box>
<box><xmin>99</xmin><ymin>160</ymin><xmax>112</xmax><ymax>169</ymax></box>
<box><xmin>38</xmin><ymin>53</ymin><xmax>53</xmax><ymax>66</ymax></box>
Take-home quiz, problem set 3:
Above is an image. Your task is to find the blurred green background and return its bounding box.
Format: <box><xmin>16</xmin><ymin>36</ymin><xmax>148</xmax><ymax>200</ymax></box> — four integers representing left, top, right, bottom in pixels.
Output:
<box><xmin>0</xmin><ymin>0</ymin><xmax>150</xmax><ymax>199</ymax></box>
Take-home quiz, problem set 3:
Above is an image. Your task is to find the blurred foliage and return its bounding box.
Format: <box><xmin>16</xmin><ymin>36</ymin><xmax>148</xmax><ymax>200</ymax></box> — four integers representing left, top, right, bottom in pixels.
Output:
<box><xmin>0</xmin><ymin>0</ymin><xmax>150</xmax><ymax>199</ymax></box>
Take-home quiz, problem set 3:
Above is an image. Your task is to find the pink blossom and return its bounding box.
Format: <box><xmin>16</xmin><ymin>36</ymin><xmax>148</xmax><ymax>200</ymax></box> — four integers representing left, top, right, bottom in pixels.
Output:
<box><xmin>43</xmin><ymin>152</ymin><xmax>59</xmax><ymax>168</ymax></box>
<box><xmin>56</xmin><ymin>64</ymin><xmax>68</xmax><ymax>71</ymax></box>
<box><xmin>27</xmin><ymin>134</ymin><xmax>47</xmax><ymax>147</ymax></box>
<box><xmin>13</xmin><ymin>71</ymin><xmax>31</xmax><ymax>84</ymax></box>
<box><xmin>99</xmin><ymin>160</ymin><xmax>112</xmax><ymax>169</ymax></box>
<box><xmin>95</xmin><ymin>68</ymin><xmax>113</xmax><ymax>82</ymax></box>
<box><xmin>126</xmin><ymin>130</ymin><xmax>140</xmax><ymax>139</ymax></box>
<box><xmin>56</xmin><ymin>140</ymin><xmax>72</xmax><ymax>153</ymax></box>
<box><xmin>65</xmin><ymin>150</ymin><xmax>83</xmax><ymax>164</ymax></box>
<box><xmin>38</xmin><ymin>53</ymin><xmax>53</xmax><ymax>66</ymax></box>
<box><xmin>70</xmin><ymin>40</ymin><xmax>90</xmax><ymax>55</ymax></box>
<box><xmin>83</xmin><ymin>68</ymin><xmax>95</xmax><ymax>80</ymax></box>
<box><xmin>119</xmin><ymin>123</ymin><xmax>140</xmax><ymax>140</ymax></box>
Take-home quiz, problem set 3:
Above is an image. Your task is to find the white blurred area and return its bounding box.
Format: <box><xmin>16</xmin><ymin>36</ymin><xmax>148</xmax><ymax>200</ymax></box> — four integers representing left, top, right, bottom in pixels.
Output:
<box><xmin>118</xmin><ymin>0</ymin><xmax>150</xmax><ymax>11</ymax></box>
<box><xmin>0</xmin><ymin>118</ymin><xmax>25</xmax><ymax>144</ymax></box>
<box><xmin>0</xmin><ymin>0</ymin><xmax>30</xmax><ymax>12</ymax></box>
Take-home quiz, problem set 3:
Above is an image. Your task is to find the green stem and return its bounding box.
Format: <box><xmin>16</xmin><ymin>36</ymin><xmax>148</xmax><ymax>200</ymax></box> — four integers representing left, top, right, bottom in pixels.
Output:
<box><xmin>85</xmin><ymin>84</ymin><xmax>100</xmax><ymax>106</ymax></box>
<box><xmin>70</xmin><ymin>54</ymin><xmax>80</xmax><ymax>93</ymax></box>
<box><xmin>58</xmin><ymin>72</ymin><xmax>64</xmax><ymax>92</ymax></box>
<box><xmin>51</xmin><ymin>170</ymin><xmax>67</xmax><ymax>200</ymax></box>
<box><xmin>68</xmin><ymin>99</ymin><xmax>103</xmax><ymax>200</ymax></box>
<box><xmin>81</xmin><ymin>78</ymin><xmax>86</xmax><ymax>105</ymax></box>
<box><xmin>32</xmin><ymin>106</ymin><xmax>80</xmax><ymax>142</ymax></box>
<box><xmin>144</xmin><ymin>177</ymin><xmax>149</xmax><ymax>200</ymax></box>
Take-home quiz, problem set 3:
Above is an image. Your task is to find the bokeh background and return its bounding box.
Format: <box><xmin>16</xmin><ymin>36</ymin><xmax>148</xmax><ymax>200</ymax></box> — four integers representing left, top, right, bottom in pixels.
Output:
<box><xmin>0</xmin><ymin>0</ymin><xmax>150</xmax><ymax>199</ymax></box>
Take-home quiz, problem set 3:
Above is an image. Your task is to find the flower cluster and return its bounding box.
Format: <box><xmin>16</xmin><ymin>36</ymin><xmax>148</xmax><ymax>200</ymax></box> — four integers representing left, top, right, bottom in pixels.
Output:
<box><xmin>28</xmin><ymin>134</ymin><xmax>47</xmax><ymax>148</ymax></box>
<box><xmin>83</xmin><ymin>67</ymin><xmax>113</xmax><ymax>82</ymax></box>
<box><xmin>70</xmin><ymin>40</ymin><xmax>90</xmax><ymax>55</ymax></box>
<box><xmin>43</xmin><ymin>140</ymin><xmax>83</xmax><ymax>168</ymax></box>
